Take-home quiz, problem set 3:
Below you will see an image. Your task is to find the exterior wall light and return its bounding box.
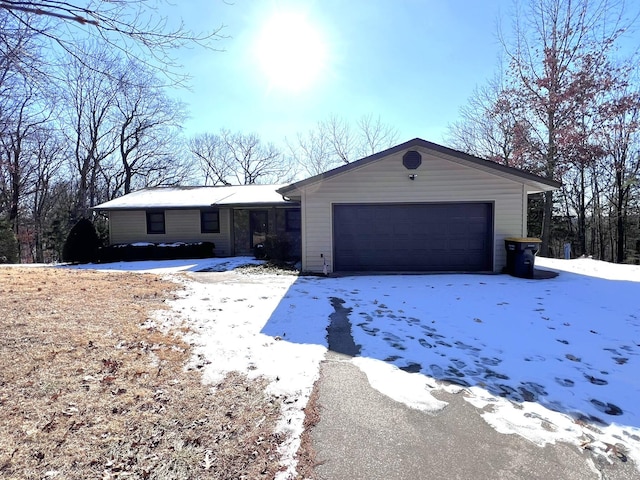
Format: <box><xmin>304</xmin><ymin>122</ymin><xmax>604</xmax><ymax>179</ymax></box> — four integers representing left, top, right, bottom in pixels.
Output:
<box><xmin>408</xmin><ymin>174</ymin><xmax>418</xmax><ymax>180</ymax></box>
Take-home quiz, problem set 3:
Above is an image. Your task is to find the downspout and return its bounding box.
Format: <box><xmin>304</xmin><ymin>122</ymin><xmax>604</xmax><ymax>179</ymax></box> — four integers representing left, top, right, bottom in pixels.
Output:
<box><xmin>522</xmin><ymin>185</ymin><xmax>527</xmax><ymax>237</ymax></box>
<box><xmin>302</xmin><ymin>190</ymin><xmax>307</xmax><ymax>272</ymax></box>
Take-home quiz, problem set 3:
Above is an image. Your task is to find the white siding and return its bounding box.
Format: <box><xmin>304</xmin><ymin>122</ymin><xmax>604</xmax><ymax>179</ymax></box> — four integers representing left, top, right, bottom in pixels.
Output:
<box><xmin>108</xmin><ymin>208</ymin><xmax>233</xmax><ymax>257</ymax></box>
<box><xmin>300</xmin><ymin>149</ymin><xmax>528</xmax><ymax>273</ymax></box>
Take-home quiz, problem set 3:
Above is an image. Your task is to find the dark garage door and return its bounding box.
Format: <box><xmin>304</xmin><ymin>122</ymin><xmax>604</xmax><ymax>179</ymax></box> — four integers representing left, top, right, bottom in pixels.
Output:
<box><xmin>333</xmin><ymin>203</ymin><xmax>493</xmax><ymax>272</ymax></box>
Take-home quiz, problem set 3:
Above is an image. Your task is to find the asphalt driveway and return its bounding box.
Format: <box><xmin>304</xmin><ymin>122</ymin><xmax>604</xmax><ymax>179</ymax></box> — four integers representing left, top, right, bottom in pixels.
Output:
<box><xmin>312</xmin><ymin>333</ymin><xmax>636</xmax><ymax>480</ymax></box>
<box><xmin>172</xmin><ymin>257</ymin><xmax>640</xmax><ymax>479</ymax></box>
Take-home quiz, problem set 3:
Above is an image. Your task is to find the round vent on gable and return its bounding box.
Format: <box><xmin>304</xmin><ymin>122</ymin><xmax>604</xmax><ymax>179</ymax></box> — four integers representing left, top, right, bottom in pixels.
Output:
<box><xmin>403</xmin><ymin>150</ymin><xmax>422</xmax><ymax>170</ymax></box>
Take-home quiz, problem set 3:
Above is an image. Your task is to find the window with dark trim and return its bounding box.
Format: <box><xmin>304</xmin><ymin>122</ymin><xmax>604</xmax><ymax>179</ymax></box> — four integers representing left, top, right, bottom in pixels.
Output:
<box><xmin>201</xmin><ymin>209</ymin><xmax>220</xmax><ymax>233</ymax></box>
<box><xmin>285</xmin><ymin>209</ymin><xmax>301</xmax><ymax>232</ymax></box>
<box><xmin>146</xmin><ymin>211</ymin><xmax>165</xmax><ymax>234</ymax></box>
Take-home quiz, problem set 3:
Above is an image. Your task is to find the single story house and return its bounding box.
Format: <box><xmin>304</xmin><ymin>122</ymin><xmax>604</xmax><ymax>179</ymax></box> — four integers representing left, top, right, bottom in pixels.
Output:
<box><xmin>93</xmin><ymin>184</ymin><xmax>302</xmax><ymax>258</ymax></box>
<box><xmin>94</xmin><ymin>138</ymin><xmax>560</xmax><ymax>273</ymax></box>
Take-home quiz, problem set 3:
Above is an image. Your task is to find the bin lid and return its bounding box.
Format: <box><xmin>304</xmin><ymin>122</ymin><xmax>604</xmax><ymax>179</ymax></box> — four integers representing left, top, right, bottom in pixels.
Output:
<box><xmin>504</xmin><ymin>237</ymin><xmax>542</xmax><ymax>243</ymax></box>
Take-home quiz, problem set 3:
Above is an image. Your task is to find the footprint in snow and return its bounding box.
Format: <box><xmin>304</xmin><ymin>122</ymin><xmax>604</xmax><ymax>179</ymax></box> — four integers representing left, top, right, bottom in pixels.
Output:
<box><xmin>382</xmin><ymin>333</ymin><xmax>407</xmax><ymax>351</ymax></box>
<box><xmin>455</xmin><ymin>341</ymin><xmax>481</xmax><ymax>352</ymax></box>
<box><xmin>450</xmin><ymin>358</ymin><xmax>467</xmax><ymax>369</ymax></box>
<box><xmin>484</xmin><ymin>369</ymin><xmax>510</xmax><ymax>380</ymax></box>
<box><xmin>426</xmin><ymin>332</ymin><xmax>445</xmax><ymax>340</ymax></box>
<box><xmin>613</xmin><ymin>357</ymin><xmax>628</xmax><ymax>365</ymax></box>
<box><xmin>419</xmin><ymin>338</ymin><xmax>433</xmax><ymax>348</ymax></box>
<box><xmin>518</xmin><ymin>382</ymin><xmax>547</xmax><ymax>401</ymax></box>
<box><xmin>443</xmin><ymin>377</ymin><xmax>471</xmax><ymax>387</ymax></box>
<box><xmin>399</xmin><ymin>362</ymin><xmax>422</xmax><ymax>373</ymax></box>
<box><xmin>357</xmin><ymin>324</ymin><xmax>379</xmax><ymax>336</ymax></box>
<box><xmin>585</xmin><ymin>374</ymin><xmax>608</xmax><ymax>386</ymax></box>
<box><xmin>478</xmin><ymin>357</ymin><xmax>502</xmax><ymax>366</ymax></box>
<box><xmin>555</xmin><ymin>377</ymin><xmax>575</xmax><ymax>387</ymax></box>
<box><xmin>445</xmin><ymin>365</ymin><xmax>466</xmax><ymax>378</ymax></box>
<box><xmin>591</xmin><ymin>399</ymin><xmax>623</xmax><ymax>416</ymax></box>
<box><xmin>461</xmin><ymin>364</ymin><xmax>484</xmax><ymax>376</ymax></box>
<box><xmin>556</xmin><ymin>339</ymin><xmax>569</xmax><ymax>345</ymax></box>
<box><xmin>524</xmin><ymin>355</ymin><xmax>547</xmax><ymax>362</ymax></box>
<box><xmin>490</xmin><ymin>383</ymin><xmax>519</xmax><ymax>399</ymax></box>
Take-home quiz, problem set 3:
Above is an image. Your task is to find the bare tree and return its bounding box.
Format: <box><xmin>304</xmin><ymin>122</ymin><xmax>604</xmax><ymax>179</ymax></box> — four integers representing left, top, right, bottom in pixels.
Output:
<box><xmin>0</xmin><ymin>78</ymin><xmax>47</xmax><ymax>232</ymax></box>
<box><xmin>189</xmin><ymin>132</ymin><xmax>233</xmax><ymax>186</ymax></box>
<box><xmin>0</xmin><ymin>0</ymin><xmax>225</xmax><ymax>84</ymax></box>
<box><xmin>322</xmin><ymin>115</ymin><xmax>354</xmax><ymax>164</ymax></box>
<box><xmin>356</xmin><ymin>113</ymin><xmax>399</xmax><ymax>157</ymax></box>
<box><xmin>447</xmin><ymin>74</ymin><xmax>529</xmax><ymax>167</ymax></box>
<box><xmin>0</xmin><ymin>8</ymin><xmax>43</xmax><ymax>80</ymax></box>
<box><xmin>112</xmin><ymin>60</ymin><xmax>189</xmax><ymax>195</ymax></box>
<box><xmin>286</xmin><ymin>126</ymin><xmax>337</xmax><ymax>177</ymax></box>
<box><xmin>27</xmin><ymin>125</ymin><xmax>66</xmax><ymax>262</ymax></box>
<box><xmin>62</xmin><ymin>44</ymin><xmax>120</xmax><ymax>218</ymax></box>
<box><xmin>599</xmin><ymin>85</ymin><xmax>640</xmax><ymax>262</ymax></box>
<box><xmin>288</xmin><ymin>114</ymin><xmax>399</xmax><ymax>177</ymax></box>
<box><xmin>222</xmin><ymin>130</ymin><xmax>290</xmax><ymax>185</ymax></box>
<box><xmin>190</xmin><ymin>130</ymin><xmax>291</xmax><ymax>185</ymax></box>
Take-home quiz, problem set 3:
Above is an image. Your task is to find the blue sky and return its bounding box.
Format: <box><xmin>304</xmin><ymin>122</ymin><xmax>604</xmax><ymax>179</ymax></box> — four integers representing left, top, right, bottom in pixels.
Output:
<box><xmin>171</xmin><ymin>1</ymin><xmax>510</xmax><ymax>145</ymax></box>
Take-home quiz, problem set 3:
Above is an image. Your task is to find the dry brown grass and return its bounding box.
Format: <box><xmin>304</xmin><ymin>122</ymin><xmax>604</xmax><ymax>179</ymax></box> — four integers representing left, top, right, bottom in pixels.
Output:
<box><xmin>294</xmin><ymin>380</ymin><xmax>321</xmax><ymax>480</ymax></box>
<box><xmin>0</xmin><ymin>267</ymin><xmax>288</xmax><ymax>480</ymax></box>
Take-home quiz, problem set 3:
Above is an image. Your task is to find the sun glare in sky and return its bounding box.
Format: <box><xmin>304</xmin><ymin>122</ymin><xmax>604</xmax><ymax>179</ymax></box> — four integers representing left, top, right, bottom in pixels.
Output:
<box><xmin>253</xmin><ymin>11</ymin><xmax>328</xmax><ymax>93</ymax></box>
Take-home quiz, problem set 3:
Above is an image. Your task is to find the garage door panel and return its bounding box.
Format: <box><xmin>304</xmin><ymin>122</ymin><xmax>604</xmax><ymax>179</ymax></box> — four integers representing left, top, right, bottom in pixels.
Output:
<box><xmin>333</xmin><ymin>203</ymin><xmax>493</xmax><ymax>272</ymax></box>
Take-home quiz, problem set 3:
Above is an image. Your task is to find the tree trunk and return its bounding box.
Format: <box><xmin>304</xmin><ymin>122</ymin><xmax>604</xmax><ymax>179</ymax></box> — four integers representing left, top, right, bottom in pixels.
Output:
<box><xmin>616</xmin><ymin>171</ymin><xmax>625</xmax><ymax>263</ymax></box>
<box><xmin>577</xmin><ymin>165</ymin><xmax>587</xmax><ymax>256</ymax></box>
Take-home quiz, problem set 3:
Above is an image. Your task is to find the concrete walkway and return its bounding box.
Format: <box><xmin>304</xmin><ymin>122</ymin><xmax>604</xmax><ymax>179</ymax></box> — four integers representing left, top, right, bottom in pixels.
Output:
<box><xmin>310</xmin><ymin>351</ymin><xmax>637</xmax><ymax>480</ymax></box>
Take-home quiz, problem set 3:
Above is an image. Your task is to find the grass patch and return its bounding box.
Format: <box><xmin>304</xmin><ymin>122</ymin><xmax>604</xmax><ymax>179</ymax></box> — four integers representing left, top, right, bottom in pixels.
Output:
<box><xmin>0</xmin><ymin>267</ymin><xmax>286</xmax><ymax>479</ymax></box>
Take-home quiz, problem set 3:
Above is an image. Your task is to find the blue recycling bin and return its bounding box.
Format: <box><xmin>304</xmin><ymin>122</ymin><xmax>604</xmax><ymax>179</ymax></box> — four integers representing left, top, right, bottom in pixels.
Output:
<box><xmin>504</xmin><ymin>238</ymin><xmax>542</xmax><ymax>278</ymax></box>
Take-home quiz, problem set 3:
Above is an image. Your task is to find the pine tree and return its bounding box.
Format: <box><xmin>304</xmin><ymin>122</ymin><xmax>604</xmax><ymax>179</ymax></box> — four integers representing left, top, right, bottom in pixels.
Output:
<box><xmin>62</xmin><ymin>218</ymin><xmax>102</xmax><ymax>264</ymax></box>
<box><xmin>0</xmin><ymin>219</ymin><xmax>19</xmax><ymax>263</ymax></box>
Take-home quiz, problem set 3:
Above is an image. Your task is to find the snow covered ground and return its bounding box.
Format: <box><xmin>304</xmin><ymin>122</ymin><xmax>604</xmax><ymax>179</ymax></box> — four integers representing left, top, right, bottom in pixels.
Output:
<box><xmin>73</xmin><ymin>256</ymin><xmax>640</xmax><ymax>476</ymax></box>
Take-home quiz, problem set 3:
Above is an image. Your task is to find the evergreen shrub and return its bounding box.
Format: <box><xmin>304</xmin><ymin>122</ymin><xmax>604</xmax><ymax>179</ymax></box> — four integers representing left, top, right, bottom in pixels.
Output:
<box><xmin>62</xmin><ymin>218</ymin><xmax>101</xmax><ymax>264</ymax></box>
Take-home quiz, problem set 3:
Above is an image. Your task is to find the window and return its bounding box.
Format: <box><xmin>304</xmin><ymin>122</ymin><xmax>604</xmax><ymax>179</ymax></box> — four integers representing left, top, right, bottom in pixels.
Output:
<box><xmin>146</xmin><ymin>211</ymin><xmax>165</xmax><ymax>234</ymax></box>
<box><xmin>285</xmin><ymin>209</ymin><xmax>301</xmax><ymax>232</ymax></box>
<box><xmin>201</xmin><ymin>209</ymin><xmax>220</xmax><ymax>233</ymax></box>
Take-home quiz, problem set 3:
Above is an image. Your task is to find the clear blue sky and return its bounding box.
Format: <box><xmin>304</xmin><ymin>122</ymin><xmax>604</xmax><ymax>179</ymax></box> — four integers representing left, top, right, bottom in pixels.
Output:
<box><xmin>170</xmin><ymin>0</ymin><xmax>510</xmax><ymax>145</ymax></box>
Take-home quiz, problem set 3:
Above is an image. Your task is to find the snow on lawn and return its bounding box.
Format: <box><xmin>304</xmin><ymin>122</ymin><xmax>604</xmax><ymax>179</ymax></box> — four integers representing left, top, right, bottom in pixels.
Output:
<box><xmin>79</xmin><ymin>256</ymin><xmax>640</xmax><ymax>475</ymax></box>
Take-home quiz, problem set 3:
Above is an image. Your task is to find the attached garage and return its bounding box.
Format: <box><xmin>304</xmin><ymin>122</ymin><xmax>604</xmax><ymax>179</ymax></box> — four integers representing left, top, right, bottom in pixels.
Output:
<box><xmin>277</xmin><ymin>138</ymin><xmax>560</xmax><ymax>274</ymax></box>
<box><xmin>333</xmin><ymin>203</ymin><xmax>493</xmax><ymax>272</ymax></box>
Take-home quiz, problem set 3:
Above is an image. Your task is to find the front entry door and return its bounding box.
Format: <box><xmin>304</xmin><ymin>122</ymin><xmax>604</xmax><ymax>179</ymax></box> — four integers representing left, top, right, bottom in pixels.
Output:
<box><xmin>249</xmin><ymin>210</ymin><xmax>268</xmax><ymax>247</ymax></box>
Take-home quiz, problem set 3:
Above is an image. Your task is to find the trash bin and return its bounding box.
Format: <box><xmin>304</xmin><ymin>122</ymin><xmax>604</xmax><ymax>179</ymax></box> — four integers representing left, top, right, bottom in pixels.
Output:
<box><xmin>504</xmin><ymin>237</ymin><xmax>542</xmax><ymax>278</ymax></box>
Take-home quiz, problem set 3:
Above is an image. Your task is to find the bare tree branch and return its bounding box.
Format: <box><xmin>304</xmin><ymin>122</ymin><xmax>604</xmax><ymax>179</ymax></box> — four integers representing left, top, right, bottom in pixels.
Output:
<box><xmin>0</xmin><ymin>1</ymin><xmax>226</xmax><ymax>85</ymax></box>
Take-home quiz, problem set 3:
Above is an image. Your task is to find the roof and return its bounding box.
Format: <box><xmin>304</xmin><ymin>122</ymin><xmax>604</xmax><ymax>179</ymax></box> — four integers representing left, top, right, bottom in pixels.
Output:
<box><xmin>93</xmin><ymin>184</ymin><xmax>291</xmax><ymax>211</ymax></box>
<box><xmin>278</xmin><ymin>138</ymin><xmax>562</xmax><ymax>196</ymax></box>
